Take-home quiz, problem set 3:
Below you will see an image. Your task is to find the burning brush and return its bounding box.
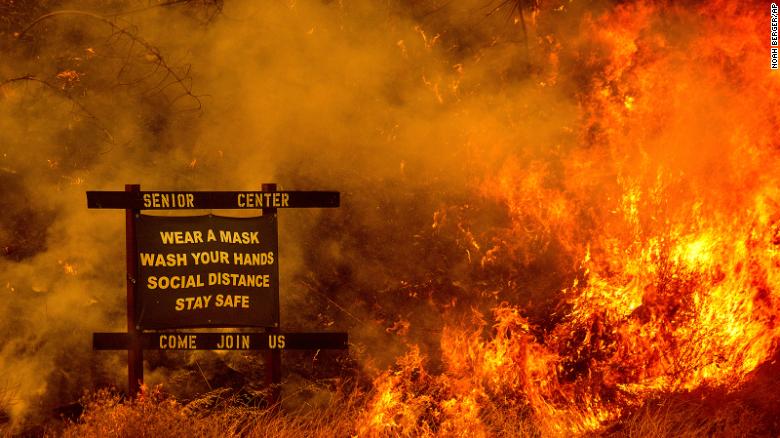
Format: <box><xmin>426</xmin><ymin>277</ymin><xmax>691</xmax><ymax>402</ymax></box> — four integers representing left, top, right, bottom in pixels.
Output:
<box><xmin>356</xmin><ymin>1</ymin><xmax>780</xmax><ymax>436</ymax></box>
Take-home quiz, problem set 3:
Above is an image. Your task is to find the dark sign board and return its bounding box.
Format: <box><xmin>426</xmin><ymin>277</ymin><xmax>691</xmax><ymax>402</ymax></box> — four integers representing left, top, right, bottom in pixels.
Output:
<box><xmin>89</xmin><ymin>185</ymin><xmax>346</xmax><ymax>401</ymax></box>
<box><xmin>93</xmin><ymin>332</ymin><xmax>348</xmax><ymax>350</ymax></box>
<box><xmin>135</xmin><ymin>214</ymin><xmax>279</xmax><ymax>329</ymax></box>
<box><xmin>87</xmin><ymin>191</ymin><xmax>339</xmax><ymax>210</ymax></box>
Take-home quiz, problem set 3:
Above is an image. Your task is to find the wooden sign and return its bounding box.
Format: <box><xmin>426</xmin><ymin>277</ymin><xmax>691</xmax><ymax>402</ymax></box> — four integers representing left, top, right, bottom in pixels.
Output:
<box><xmin>87</xmin><ymin>190</ymin><xmax>339</xmax><ymax>210</ymax></box>
<box><xmin>89</xmin><ymin>184</ymin><xmax>347</xmax><ymax>404</ymax></box>
<box><xmin>94</xmin><ymin>332</ymin><xmax>348</xmax><ymax>350</ymax></box>
<box><xmin>135</xmin><ymin>215</ymin><xmax>279</xmax><ymax>329</ymax></box>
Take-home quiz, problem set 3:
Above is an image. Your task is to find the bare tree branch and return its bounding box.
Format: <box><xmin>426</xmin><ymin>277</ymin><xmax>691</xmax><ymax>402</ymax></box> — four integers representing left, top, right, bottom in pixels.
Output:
<box><xmin>16</xmin><ymin>9</ymin><xmax>202</xmax><ymax>112</ymax></box>
<box><xmin>0</xmin><ymin>75</ymin><xmax>116</xmax><ymax>147</ymax></box>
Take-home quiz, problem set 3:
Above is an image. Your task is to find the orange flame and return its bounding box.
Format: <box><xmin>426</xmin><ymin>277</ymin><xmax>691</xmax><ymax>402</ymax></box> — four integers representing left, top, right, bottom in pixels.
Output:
<box><xmin>359</xmin><ymin>1</ymin><xmax>780</xmax><ymax>435</ymax></box>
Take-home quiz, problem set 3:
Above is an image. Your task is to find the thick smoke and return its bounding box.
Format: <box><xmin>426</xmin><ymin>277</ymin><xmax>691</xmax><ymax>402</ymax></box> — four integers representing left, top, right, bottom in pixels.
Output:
<box><xmin>1</xmin><ymin>0</ymin><xmax>777</xmax><ymax>433</ymax></box>
<box><xmin>0</xmin><ymin>0</ymin><xmax>562</xmax><ymax>427</ymax></box>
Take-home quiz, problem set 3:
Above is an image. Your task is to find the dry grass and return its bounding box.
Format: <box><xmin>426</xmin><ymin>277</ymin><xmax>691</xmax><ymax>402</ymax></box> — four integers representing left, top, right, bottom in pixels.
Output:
<box><xmin>58</xmin><ymin>386</ymin><xmax>362</xmax><ymax>438</ymax></box>
<box><xmin>602</xmin><ymin>396</ymin><xmax>770</xmax><ymax>438</ymax></box>
<box><xmin>50</xmin><ymin>386</ymin><xmax>776</xmax><ymax>438</ymax></box>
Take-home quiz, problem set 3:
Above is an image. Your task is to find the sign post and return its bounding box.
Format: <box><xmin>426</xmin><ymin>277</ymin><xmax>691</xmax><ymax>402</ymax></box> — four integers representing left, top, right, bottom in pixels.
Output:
<box><xmin>89</xmin><ymin>184</ymin><xmax>346</xmax><ymax>404</ymax></box>
<box><xmin>262</xmin><ymin>183</ymin><xmax>282</xmax><ymax>406</ymax></box>
<box><xmin>126</xmin><ymin>184</ymin><xmax>143</xmax><ymax>398</ymax></box>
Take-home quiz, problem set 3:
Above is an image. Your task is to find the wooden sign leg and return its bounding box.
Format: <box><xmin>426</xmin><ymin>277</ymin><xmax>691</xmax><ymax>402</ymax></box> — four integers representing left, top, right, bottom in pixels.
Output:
<box><xmin>262</xmin><ymin>183</ymin><xmax>282</xmax><ymax>407</ymax></box>
<box><xmin>126</xmin><ymin>184</ymin><xmax>143</xmax><ymax>397</ymax></box>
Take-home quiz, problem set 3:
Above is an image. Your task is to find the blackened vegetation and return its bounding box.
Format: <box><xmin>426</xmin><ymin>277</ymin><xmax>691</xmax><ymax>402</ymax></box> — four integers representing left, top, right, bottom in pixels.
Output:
<box><xmin>0</xmin><ymin>0</ymin><xmax>51</xmax><ymax>39</ymax></box>
<box><xmin>174</xmin><ymin>0</ymin><xmax>225</xmax><ymax>25</ymax></box>
<box><xmin>0</xmin><ymin>0</ymin><xmax>227</xmax><ymax>430</ymax></box>
<box><xmin>1</xmin><ymin>1</ymin><xmax>207</xmax><ymax>161</ymax></box>
<box><xmin>0</xmin><ymin>2</ymin><xmax>214</xmax><ymax>253</ymax></box>
<box><xmin>0</xmin><ymin>174</ymin><xmax>55</xmax><ymax>261</ymax></box>
<box><xmin>14</xmin><ymin>10</ymin><xmax>203</xmax><ymax>109</ymax></box>
<box><xmin>287</xmin><ymin>170</ymin><xmax>575</xmax><ymax>378</ymax></box>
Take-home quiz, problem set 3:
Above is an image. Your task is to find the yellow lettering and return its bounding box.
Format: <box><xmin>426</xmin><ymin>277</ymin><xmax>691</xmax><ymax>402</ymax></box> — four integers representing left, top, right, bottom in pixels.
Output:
<box><xmin>269</xmin><ymin>335</ymin><xmax>285</xmax><ymax>349</ymax></box>
<box><xmin>145</xmin><ymin>275</ymin><xmax>203</xmax><ymax>290</ymax></box>
<box><xmin>232</xmin><ymin>252</ymin><xmax>274</xmax><ymax>266</ymax></box>
<box><xmin>213</xmin><ymin>294</ymin><xmax>250</xmax><ymax>308</ymax></box>
<box><xmin>140</xmin><ymin>253</ymin><xmax>154</xmax><ymax>266</ymax></box>
<box><xmin>159</xmin><ymin>231</ymin><xmax>204</xmax><ymax>245</ymax></box>
<box><xmin>140</xmin><ymin>253</ymin><xmax>187</xmax><ymax>267</ymax></box>
<box><xmin>160</xmin><ymin>231</ymin><xmax>176</xmax><ymax>244</ymax></box>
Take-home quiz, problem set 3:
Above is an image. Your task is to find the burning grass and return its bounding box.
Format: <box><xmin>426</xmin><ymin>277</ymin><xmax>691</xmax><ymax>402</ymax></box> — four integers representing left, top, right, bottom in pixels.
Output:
<box><xmin>2</xmin><ymin>0</ymin><xmax>779</xmax><ymax>436</ymax></box>
<box><xmin>47</xmin><ymin>379</ymin><xmax>777</xmax><ymax>438</ymax></box>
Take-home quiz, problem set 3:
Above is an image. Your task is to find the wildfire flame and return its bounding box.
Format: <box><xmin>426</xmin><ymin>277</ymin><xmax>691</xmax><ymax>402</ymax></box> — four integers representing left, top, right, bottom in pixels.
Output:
<box><xmin>1</xmin><ymin>0</ymin><xmax>778</xmax><ymax>435</ymax></box>
<box><xmin>359</xmin><ymin>1</ymin><xmax>780</xmax><ymax>435</ymax></box>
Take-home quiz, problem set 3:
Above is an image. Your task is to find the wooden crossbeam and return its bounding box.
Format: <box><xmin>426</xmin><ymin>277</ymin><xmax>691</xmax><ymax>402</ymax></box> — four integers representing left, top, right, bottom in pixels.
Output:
<box><xmin>94</xmin><ymin>332</ymin><xmax>349</xmax><ymax>351</ymax></box>
<box><xmin>87</xmin><ymin>191</ymin><xmax>340</xmax><ymax>209</ymax></box>
<box><xmin>88</xmin><ymin>183</ymin><xmax>345</xmax><ymax>404</ymax></box>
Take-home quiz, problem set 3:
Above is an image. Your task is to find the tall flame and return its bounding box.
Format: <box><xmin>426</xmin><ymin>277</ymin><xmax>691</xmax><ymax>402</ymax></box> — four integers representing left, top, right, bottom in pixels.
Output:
<box><xmin>359</xmin><ymin>1</ymin><xmax>780</xmax><ymax>435</ymax></box>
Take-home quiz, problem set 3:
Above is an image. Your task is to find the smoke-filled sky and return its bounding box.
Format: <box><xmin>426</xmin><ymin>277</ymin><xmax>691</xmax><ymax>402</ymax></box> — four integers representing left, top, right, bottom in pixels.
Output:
<box><xmin>1</xmin><ymin>0</ymin><xmax>778</xmax><ymax>433</ymax></box>
<box><xmin>0</xmin><ymin>0</ymin><xmax>553</xmax><ymax>423</ymax></box>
